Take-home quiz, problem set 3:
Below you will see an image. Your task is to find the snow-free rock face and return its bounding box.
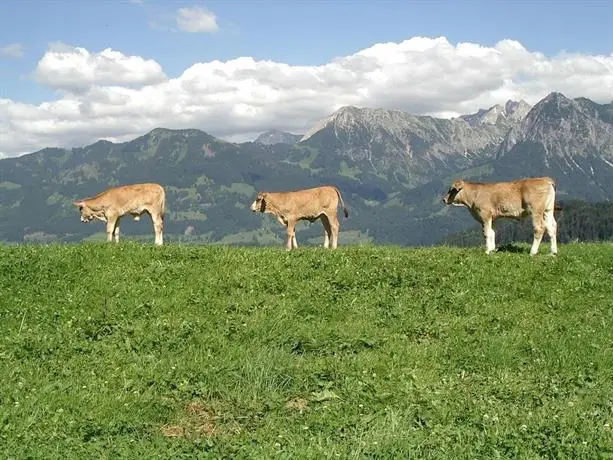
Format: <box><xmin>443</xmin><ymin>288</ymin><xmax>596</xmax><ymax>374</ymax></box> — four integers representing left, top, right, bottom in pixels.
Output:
<box><xmin>298</xmin><ymin>102</ymin><xmax>527</xmax><ymax>182</ymax></box>
<box><xmin>296</xmin><ymin>93</ymin><xmax>613</xmax><ymax>199</ymax></box>
<box><xmin>491</xmin><ymin>92</ymin><xmax>613</xmax><ymax>200</ymax></box>
<box><xmin>459</xmin><ymin>100</ymin><xmax>532</xmax><ymax>127</ymax></box>
<box><xmin>497</xmin><ymin>92</ymin><xmax>613</xmax><ymax>160</ymax></box>
<box><xmin>254</xmin><ymin>129</ymin><xmax>302</xmax><ymax>145</ymax></box>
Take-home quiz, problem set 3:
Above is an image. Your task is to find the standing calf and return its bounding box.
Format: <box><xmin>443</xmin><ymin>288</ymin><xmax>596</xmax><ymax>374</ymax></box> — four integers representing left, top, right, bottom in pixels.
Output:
<box><xmin>250</xmin><ymin>185</ymin><xmax>349</xmax><ymax>250</ymax></box>
<box><xmin>442</xmin><ymin>177</ymin><xmax>558</xmax><ymax>256</ymax></box>
<box><xmin>73</xmin><ymin>183</ymin><xmax>166</xmax><ymax>245</ymax></box>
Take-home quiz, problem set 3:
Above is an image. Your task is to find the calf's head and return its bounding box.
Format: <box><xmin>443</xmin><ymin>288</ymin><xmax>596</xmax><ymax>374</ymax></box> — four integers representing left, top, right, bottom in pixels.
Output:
<box><xmin>250</xmin><ymin>193</ymin><xmax>268</xmax><ymax>213</ymax></box>
<box><xmin>442</xmin><ymin>180</ymin><xmax>465</xmax><ymax>206</ymax></box>
<box><xmin>73</xmin><ymin>201</ymin><xmax>105</xmax><ymax>223</ymax></box>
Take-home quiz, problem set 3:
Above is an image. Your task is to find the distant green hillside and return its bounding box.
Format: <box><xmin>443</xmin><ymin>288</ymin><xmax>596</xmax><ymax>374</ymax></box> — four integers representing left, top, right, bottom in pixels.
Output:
<box><xmin>2</xmin><ymin>243</ymin><xmax>612</xmax><ymax>458</ymax></box>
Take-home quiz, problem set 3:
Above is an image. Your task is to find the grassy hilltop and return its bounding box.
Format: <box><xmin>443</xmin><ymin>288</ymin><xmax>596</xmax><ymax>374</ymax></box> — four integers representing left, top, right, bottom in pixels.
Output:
<box><xmin>1</xmin><ymin>243</ymin><xmax>612</xmax><ymax>458</ymax></box>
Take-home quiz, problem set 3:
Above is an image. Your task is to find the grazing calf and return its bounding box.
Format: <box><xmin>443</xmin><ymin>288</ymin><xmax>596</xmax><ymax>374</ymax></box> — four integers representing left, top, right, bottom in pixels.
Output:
<box><xmin>73</xmin><ymin>183</ymin><xmax>166</xmax><ymax>245</ymax></box>
<box><xmin>442</xmin><ymin>177</ymin><xmax>558</xmax><ymax>256</ymax></box>
<box><xmin>250</xmin><ymin>185</ymin><xmax>349</xmax><ymax>250</ymax></box>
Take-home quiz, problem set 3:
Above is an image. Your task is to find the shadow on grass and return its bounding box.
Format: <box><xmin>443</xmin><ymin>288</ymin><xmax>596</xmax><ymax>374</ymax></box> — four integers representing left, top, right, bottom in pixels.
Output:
<box><xmin>496</xmin><ymin>243</ymin><xmax>528</xmax><ymax>254</ymax></box>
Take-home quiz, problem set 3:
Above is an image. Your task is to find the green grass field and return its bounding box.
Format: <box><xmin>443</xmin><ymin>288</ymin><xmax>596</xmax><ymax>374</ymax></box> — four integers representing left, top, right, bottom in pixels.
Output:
<box><xmin>1</xmin><ymin>243</ymin><xmax>612</xmax><ymax>459</ymax></box>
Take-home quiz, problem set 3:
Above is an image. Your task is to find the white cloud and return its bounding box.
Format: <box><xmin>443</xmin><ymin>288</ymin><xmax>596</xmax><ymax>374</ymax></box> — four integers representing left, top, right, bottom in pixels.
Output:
<box><xmin>34</xmin><ymin>42</ymin><xmax>167</xmax><ymax>92</ymax></box>
<box><xmin>2</xmin><ymin>36</ymin><xmax>613</xmax><ymax>157</ymax></box>
<box><xmin>0</xmin><ymin>43</ymin><xmax>25</xmax><ymax>59</ymax></box>
<box><xmin>176</xmin><ymin>6</ymin><xmax>218</xmax><ymax>33</ymax></box>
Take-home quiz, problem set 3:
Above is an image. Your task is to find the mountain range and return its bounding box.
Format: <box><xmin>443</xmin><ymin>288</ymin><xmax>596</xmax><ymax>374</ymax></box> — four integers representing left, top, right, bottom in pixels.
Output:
<box><xmin>1</xmin><ymin>91</ymin><xmax>612</xmax><ymax>246</ymax></box>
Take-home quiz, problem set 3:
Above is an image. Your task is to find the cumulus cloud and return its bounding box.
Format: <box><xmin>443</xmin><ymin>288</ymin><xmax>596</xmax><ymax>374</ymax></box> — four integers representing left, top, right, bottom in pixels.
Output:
<box><xmin>0</xmin><ymin>43</ymin><xmax>25</xmax><ymax>59</ymax></box>
<box><xmin>2</xmin><ymin>36</ymin><xmax>613</xmax><ymax>157</ymax></box>
<box><xmin>34</xmin><ymin>42</ymin><xmax>167</xmax><ymax>92</ymax></box>
<box><xmin>176</xmin><ymin>6</ymin><xmax>218</xmax><ymax>33</ymax></box>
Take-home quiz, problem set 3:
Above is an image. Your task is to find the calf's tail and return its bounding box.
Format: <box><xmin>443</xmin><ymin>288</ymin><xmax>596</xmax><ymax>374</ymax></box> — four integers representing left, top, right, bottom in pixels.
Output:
<box><xmin>160</xmin><ymin>186</ymin><xmax>166</xmax><ymax>220</ymax></box>
<box><xmin>546</xmin><ymin>177</ymin><xmax>561</xmax><ymax>212</ymax></box>
<box><xmin>333</xmin><ymin>187</ymin><xmax>349</xmax><ymax>219</ymax></box>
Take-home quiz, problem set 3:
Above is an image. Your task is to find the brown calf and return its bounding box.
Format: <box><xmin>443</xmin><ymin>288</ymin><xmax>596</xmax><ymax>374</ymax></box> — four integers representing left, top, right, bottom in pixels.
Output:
<box><xmin>73</xmin><ymin>183</ymin><xmax>166</xmax><ymax>245</ymax></box>
<box><xmin>250</xmin><ymin>185</ymin><xmax>349</xmax><ymax>250</ymax></box>
<box><xmin>442</xmin><ymin>177</ymin><xmax>558</xmax><ymax>255</ymax></box>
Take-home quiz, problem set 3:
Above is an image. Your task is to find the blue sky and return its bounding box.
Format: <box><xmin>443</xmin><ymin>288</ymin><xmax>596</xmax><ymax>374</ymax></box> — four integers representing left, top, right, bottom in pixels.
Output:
<box><xmin>1</xmin><ymin>0</ymin><xmax>612</xmax><ymax>157</ymax></box>
<box><xmin>2</xmin><ymin>0</ymin><xmax>612</xmax><ymax>104</ymax></box>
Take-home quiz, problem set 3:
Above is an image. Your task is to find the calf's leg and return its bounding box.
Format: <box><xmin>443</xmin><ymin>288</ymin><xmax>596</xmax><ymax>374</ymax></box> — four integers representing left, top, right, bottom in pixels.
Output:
<box><xmin>530</xmin><ymin>213</ymin><xmax>545</xmax><ymax>256</ymax></box>
<box><xmin>544</xmin><ymin>210</ymin><xmax>558</xmax><ymax>255</ymax></box>
<box><xmin>113</xmin><ymin>218</ymin><xmax>121</xmax><ymax>243</ymax></box>
<box><xmin>327</xmin><ymin>213</ymin><xmax>340</xmax><ymax>249</ymax></box>
<box><xmin>151</xmin><ymin>212</ymin><xmax>164</xmax><ymax>246</ymax></box>
<box><xmin>483</xmin><ymin>218</ymin><xmax>495</xmax><ymax>254</ymax></box>
<box><xmin>321</xmin><ymin>215</ymin><xmax>332</xmax><ymax>248</ymax></box>
<box><xmin>286</xmin><ymin>219</ymin><xmax>296</xmax><ymax>251</ymax></box>
<box><xmin>106</xmin><ymin>217</ymin><xmax>118</xmax><ymax>243</ymax></box>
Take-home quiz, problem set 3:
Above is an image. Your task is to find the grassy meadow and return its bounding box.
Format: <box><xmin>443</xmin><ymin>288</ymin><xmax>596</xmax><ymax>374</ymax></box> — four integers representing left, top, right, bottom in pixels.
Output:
<box><xmin>1</xmin><ymin>242</ymin><xmax>612</xmax><ymax>458</ymax></box>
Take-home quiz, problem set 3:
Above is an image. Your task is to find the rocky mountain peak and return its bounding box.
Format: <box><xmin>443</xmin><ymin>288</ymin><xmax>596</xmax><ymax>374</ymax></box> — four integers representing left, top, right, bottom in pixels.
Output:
<box><xmin>505</xmin><ymin>99</ymin><xmax>532</xmax><ymax>120</ymax></box>
<box><xmin>331</xmin><ymin>105</ymin><xmax>362</xmax><ymax>118</ymax></box>
<box><xmin>460</xmin><ymin>99</ymin><xmax>532</xmax><ymax>127</ymax></box>
<box><xmin>145</xmin><ymin>127</ymin><xmax>208</xmax><ymax>139</ymax></box>
<box><xmin>301</xmin><ymin>106</ymin><xmax>419</xmax><ymax>143</ymax></box>
<box><xmin>296</xmin><ymin>102</ymin><xmax>528</xmax><ymax>182</ymax></box>
<box><xmin>542</xmin><ymin>91</ymin><xmax>568</xmax><ymax>103</ymax></box>
<box><xmin>500</xmin><ymin>92</ymin><xmax>576</xmax><ymax>145</ymax></box>
<box><xmin>496</xmin><ymin>92</ymin><xmax>613</xmax><ymax>161</ymax></box>
<box><xmin>254</xmin><ymin>129</ymin><xmax>302</xmax><ymax>145</ymax></box>
<box><xmin>309</xmin><ymin>106</ymin><xmax>367</xmax><ymax>131</ymax></box>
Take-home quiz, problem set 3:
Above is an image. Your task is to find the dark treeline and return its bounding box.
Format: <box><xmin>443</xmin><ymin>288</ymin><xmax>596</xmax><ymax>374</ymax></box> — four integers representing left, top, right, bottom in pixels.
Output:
<box><xmin>441</xmin><ymin>200</ymin><xmax>613</xmax><ymax>247</ymax></box>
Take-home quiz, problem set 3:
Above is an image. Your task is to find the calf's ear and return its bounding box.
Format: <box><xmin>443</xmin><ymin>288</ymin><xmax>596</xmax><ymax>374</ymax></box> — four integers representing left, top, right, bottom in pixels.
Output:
<box><xmin>73</xmin><ymin>201</ymin><xmax>83</xmax><ymax>207</ymax></box>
